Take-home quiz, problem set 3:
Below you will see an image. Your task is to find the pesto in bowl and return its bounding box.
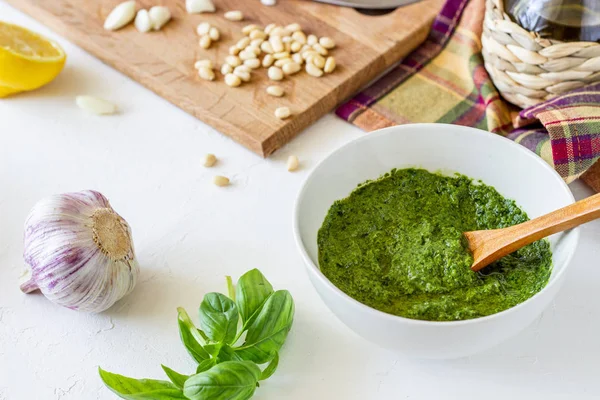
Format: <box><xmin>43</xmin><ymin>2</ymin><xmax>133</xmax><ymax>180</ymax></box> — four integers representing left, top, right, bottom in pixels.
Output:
<box><xmin>317</xmin><ymin>168</ymin><xmax>553</xmax><ymax>322</ymax></box>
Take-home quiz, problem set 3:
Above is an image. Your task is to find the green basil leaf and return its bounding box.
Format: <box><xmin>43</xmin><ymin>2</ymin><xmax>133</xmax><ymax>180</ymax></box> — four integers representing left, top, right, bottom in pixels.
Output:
<box><xmin>183</xmin><ymin>361</ymin><xmax>261</xmax><ymax>400</ymax></box>
<box><xmin>233</xmin><ymin>290</ymin><xmax>294</xmax><ymax>364</ymax></box>
<box><xmin>199</xmin><ymin>293</ymin><xmax>239</xmax><ymax>344</ymax></box>
<box><xmin>235</xmin><ymin>269</ymin><xmax>274</xmax><ymax>327</ymax></box>
<box><xmin>99</xmin><ymin>368</ymin><xmax>186</xmax><ymax>399</ymax></box>
<box><xmin>161</xmin><ymin>365</ymin><xmax>189</xmax><ymax>389</ymax></box>
<box><xmin>177</xmin><ymin>307</ymin><xmax>210</xmax><ymax>363</ymax></box>
<box><xmin>196</xmin><ymin>359</ymin><xmax>215</xmax><ymax>374</ymax></box>
<box><xmin>217</xmin><ymin>344</ymin><xmax>244</xmax><ymax>363</ymax></box>
<box><xmin>259</xmin><ymin>352</ymin><xmax>279</xmax><ymax>381</ymax></box>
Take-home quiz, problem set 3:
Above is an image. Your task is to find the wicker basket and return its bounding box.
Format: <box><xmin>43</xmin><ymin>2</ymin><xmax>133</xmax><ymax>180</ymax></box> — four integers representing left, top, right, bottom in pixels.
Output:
<box><xmin>482</xmin><ymin>0</ymin><xmax>600</xmax><ymax>108</ymax></box>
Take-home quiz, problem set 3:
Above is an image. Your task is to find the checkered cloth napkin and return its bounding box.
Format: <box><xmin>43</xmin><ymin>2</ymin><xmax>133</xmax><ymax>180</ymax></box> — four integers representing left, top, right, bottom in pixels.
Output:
<box><xmin>336</xmin><ymin>0</ymin><xmax>600</xmax><ymax>192</ymax></box>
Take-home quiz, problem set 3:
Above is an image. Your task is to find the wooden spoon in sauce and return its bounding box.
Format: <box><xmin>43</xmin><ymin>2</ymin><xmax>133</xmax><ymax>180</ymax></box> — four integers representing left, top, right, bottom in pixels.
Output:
<box><xmin>464</xmin><ymin>193</ymin><xmax>600</xmax><ymax>272</ymax></box>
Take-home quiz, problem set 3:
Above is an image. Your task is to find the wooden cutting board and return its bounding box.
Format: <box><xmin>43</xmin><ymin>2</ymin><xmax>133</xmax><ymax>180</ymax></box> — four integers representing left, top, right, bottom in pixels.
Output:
<box><xmin>7</xmin><ymin>0</ymin><xmax>443</xmax><ymax>156</ymax></box>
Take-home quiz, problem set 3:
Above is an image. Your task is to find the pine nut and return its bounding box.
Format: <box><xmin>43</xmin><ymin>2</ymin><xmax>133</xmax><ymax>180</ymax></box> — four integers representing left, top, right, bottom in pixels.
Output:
<box><xmin>307</xmin><ymin>34</ymin><xmax>318</xmax><ymax>45</ymax></box>
<box><xmin>309</xmin><ymin>54</ymin><xmax>325</xmax><ymax>69</ymax></box>
<box><xmin>239</xmin><ymin>50</ymin><xmax>257</xmax><ymax>61</ymax></box>
<box><xmin>264</xmin><ymin>23</ymin><xmax>277</xmax><ymax>35</ymax></box>
<box><xmin>300</xmin><ymin>44</ymin><xmax>311</xmax><ymax>53</ymax></box>
<box><xmin>260</xmin><ymin>41</ymin><xmax>274</xmax><ymax>54</ymax></box>
<box><xmin>302</xmin><ymin>50</ymin><xmax>317</xmax><ymax>60</ymax></box>
<box><xmin>284</xmin><ymin>42</ymin><xmax>292</xmax><ymax>53</ymax></box>
<box><xmin>234</xmin><ymin>65</ymin><xmax>251</xmax><ymax>73</ymax></box>
<box><xmin>242</xmin><ymin>24</ymin><xmax>260</xmax><ymax>35</ymax></box>
<box><xmin>199</xmin><ymin>35</ymin><xmax>212</xmax><ymax>49</ymax></box>
<box><xmin>313</xmin><ymin>43</ymin><xmax>328</xmax><ymax>56</ymax></box>
<box><xmin>290</xmin><ymin>41</ymin><xmax>302</xmax><ymax>53</ymax></box>
<box><xmin>221</xmin><ymin>63</ymin><xmax>233</xmax><ymax>75</ymax></box>
<box><xmin>268</xmin><ymin>66</ymin><xmax>284</xmax><ymax>81</ymax></box>
<box><xmin>266</xmin><ymin>85</ymin><xmax>284</xmax><ymax>97</ymax></box>
<box><xmin>274</xmin><ymin>58</ymin><xmax>293</xmax><ymax>67</ymax></box>
<box><xmin>292</xmin><ymin>31</ymin><xmax>307</xmax><ymax>44</ymax></box>
<box><xmin>234</xmin><ymin>69</ymin><xmax>251</xmax><ymax>82</ymax></box>
<box><xmin>262</xmin><ymin>54</ymin><xmax>275</xmax><ymax>67</ymax></box>
<box><xmin>225</xmin><ymin>55</ymin><xmax>242</xmax><ymax>67</ymax></box>
<box><xmin>282</xmin><ymin>36</ymin><xmax>293</xmax><ymax>43</ymax></box>
<box><xmin>305</xmin><ymin>63</ymin><xmax>323</xmax><ymax>77</ymax></box>
<box><xmin>270</xmin><ymin>37</ymin><xmax>284</xmax><ymax>53</ymax></box>
<box><xmin>287</xmin><ymin>155</ymin><xmax>299</xmax><ymax>171</ymax></box>
<box><xmin>250</xmin><ymin>30</ymin><xmax>267</xmax><ymax>40</ymax></box>
<box><xmin>198</xmin><ymin>66</ymin><xmax>215</xmax><ymax>80</ymax></box>
<box><xmin>195</xmin><ymin>59</ymin><xmax>213</xmax><ymax>69</ymax></box>
<box><xmin>213</xmin><ymin>175</ymin><xmax>230</xmax><ymax>186</ymax></box>
<box><xmin>249</xmin><ymin>46</ymin><xmax>261</xmax><ymax>55</ymax></box>
<box><xmin>197</xmin><ymin>22</ymin><xmax>211</xmax><ymax>36</ymax></box>
<box><xmin>319</xmin><ymin>36</ymin><xmax>335</xmax><ymax>49</ymax></box>
<box><xmin>274</xmin><ymin>106</ymin><xmax>291</xmax><ymax>119</ymax></box>
<box><xmin>271</xmin><ymin>27</ymin><xmax>290</xmax><ymax>37</ymax></box>
<box><xmin>203</xmin><ymin>154</ymin><xmax>217</xmax><ymax>167</ymax></box>
<box><xmin>224</xmin><ymin>10</ymin><xmax>244</xmax><ymax>21</ymax></box>
<box><xmin>236</xmin><ymin>37</ymin><xmax>251</xmax><ymax>50</ymax></box>
<box><xmin>229</xmin><ymin>45</ymin><xmax>241</xmax><ymax>55</ymax></box>
<box><xmin>208</xmin><ymin>26</ymin><xmax>220</xmax><ymax>41</ymax></box>
<box><xmin>273</xmin><ymin>51</ymin><xmax>290</xmax><ymax>60</ymax></box>
<box><xmin>285</xmin><ymin>23</ymin><xmax>301</xmax><ymax>32</ymax></box>
<box><xmin>250</xmin><ymin>38</ymin><xmax>264</xmax><ymax>47</ymax></box>
<box><xmin>282</xmin><ymin>62</ymin><xmax>301</xmax><ymax>75</ymax></box>
<box><xmin>292</xmin><ymin>53</ymin><xmax>303</xmax><ymax>64</ymax></box>
<box><xmin>324</xmin><ymin>56</ymin><xmax>336</xmax><ymax>73</ymax></box>
<box><xmin>244</xmin><ymin>58</ymin><xmax>261</xmax><ymax>69</ymax></box>
<box><xmin>224</xmin><ymin>73</ymin><xmax>242</xmax><ymax>87</ymax></box>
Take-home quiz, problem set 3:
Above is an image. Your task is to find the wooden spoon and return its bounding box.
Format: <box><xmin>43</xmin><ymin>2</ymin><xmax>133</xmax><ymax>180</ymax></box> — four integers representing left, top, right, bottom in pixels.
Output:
<box><xmin>465</xmin><ymin>193</ymin><xmax>600</xmax><ymax>272</ymax></box>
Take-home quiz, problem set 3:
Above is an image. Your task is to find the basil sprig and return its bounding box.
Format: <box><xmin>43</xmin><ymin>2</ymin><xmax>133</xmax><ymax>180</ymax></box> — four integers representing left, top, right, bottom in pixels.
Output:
<box><xmin>100</xmin><ymin>269</ymin><xmax>294</xmax><ymax>400</ymax></box>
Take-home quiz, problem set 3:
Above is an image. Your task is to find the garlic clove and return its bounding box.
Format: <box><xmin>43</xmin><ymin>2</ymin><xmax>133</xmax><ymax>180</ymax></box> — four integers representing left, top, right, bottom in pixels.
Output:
<box><xmin>148</xmin><ymin>6</ymin><xmax>171</xmax><ymax>31</ymax></box>
<box><xmin>76</xmin><ymin>95</ymin><xmax>118</xmax><ymax>115</ymax></box>
<box><xmin>21</xmin><ymin>190</ymin><xmax>139</xmax><ymax>313</ymax></box>
<box><xmin>104</xmin><ymin>1</ymin><xmax>136</xmax><ymax>31</ymax></box>
<box><xmin>134</xmin><ymin>9</ymin><xmax>152</xmax><ymax>33</ymax></box>
<box><xmin>186</xmin><ymin>0</ymin><xmax>216</xmax><ymax>14</ymax></box>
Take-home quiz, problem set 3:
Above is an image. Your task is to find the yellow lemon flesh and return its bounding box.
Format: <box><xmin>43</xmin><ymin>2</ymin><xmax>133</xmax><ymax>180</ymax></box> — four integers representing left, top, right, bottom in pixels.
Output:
<box><xmin>0</xmin><ymin>21</ymin><xmax>66</xmax><ymax>97</ymax></box>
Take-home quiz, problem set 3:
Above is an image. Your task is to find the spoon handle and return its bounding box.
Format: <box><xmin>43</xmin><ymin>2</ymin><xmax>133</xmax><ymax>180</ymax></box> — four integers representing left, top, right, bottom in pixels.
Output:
<box><xmin>468</xmin><ymin>193</ymin><xmax>600</xmax><ymax>271</ymax></box>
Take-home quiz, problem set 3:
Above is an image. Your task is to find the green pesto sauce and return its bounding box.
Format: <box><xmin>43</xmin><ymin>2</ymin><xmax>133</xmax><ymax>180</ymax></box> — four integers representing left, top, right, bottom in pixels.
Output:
<box><xmin>318</xmin><ymin>168</ymin><xmax>552</xmax><ymax>322</ymax></box>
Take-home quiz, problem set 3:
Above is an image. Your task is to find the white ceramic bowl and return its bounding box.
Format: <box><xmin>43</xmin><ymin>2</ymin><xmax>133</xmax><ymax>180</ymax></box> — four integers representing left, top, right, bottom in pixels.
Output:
<box><xmin>293</xmin><ymin>124</ymin><xmax>579</xmax><ymax>359</ymax></box>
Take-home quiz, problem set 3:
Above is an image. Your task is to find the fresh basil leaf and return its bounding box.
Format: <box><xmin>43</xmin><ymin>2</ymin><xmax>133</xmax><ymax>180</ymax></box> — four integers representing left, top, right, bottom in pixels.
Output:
<box><xmin>234</xmin><ymin>290</ymin><xmax>294</xmax><ymax>364</ymax></box>
<box><xmin>99</xmin><ymin>368</ymin><xmax>186</xmax><ymax>399</ymax></box>
<box><xmin>217</xmin><ymin>344</ymin><xmax>244</xmax><ymax>363</ymax></box>
<box><xmin>199</xmin><ymin>293</ymin><xmax>239</xmax><ymax>344</ymax></box>
<box><xmin>177</xmin><ymin>307</ymin><xmax>210</xmax><ymax>363</ymax></box>
<box><xmin>235</xmin><ymin>269</ymin><xmax>274</xmax><ymax>327</ymax></box>
<box><xmin>183</xmin><ymin>361</ymin><xmax>261</xmax><ymax>400</ymax></box>
<box><xmin>161</xmin><ymin>365</ymin><xmax>189</xmax><ymax>389</ymax></box>
<box><xmin>196</xmin><ymin>359</ymin><xmax>215</xmax><ymax>374</ymax></box>
<box><xmin>259</xmin><ymin>352</ymin><xmax>279</xmax><ymax>381</ymax></box>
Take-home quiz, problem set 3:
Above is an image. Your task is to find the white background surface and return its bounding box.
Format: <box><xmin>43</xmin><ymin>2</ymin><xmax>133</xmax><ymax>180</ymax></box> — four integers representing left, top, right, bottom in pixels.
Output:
<box><xmin>1</xmin><ymin>3</ymin><xmax>599</xmax><ymax>399</ymax></box>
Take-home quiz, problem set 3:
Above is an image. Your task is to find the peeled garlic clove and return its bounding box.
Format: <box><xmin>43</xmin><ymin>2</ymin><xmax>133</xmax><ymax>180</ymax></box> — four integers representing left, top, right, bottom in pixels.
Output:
<box><xmin>149</xmin><ymin>6</ymin><xmax>171</xmax><ymax>30</ymax></box>
<box><xmin>134</xmin><ymin>9</ymin><xmax>152</xmax><ymax>33</ymax></box>
<box><xmin>21</xmin><ymin>190</ymin><xmax>140</xmax><ymax>313</ymax></box>
<box><xmin>104</xmin><ymin>1</ymin><xmax>136</xmax><ymax>31</ymax></box>
<box><xmin>76</xmin><ymin>95</ymin><xmax>117</xmax><ymax>115</ymax></box>
<box><xmin>186</xmin><ymin>0</ymin><xmax>215</xmax><ymax>14</ymax></box>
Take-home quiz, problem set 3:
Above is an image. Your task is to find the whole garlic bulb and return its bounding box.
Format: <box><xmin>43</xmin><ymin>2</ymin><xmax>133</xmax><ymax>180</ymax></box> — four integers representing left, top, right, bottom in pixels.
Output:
<box><xmin>20</xmin><ymin>190</ymin><xmax>139</xmax><ymax>313</ymax></box>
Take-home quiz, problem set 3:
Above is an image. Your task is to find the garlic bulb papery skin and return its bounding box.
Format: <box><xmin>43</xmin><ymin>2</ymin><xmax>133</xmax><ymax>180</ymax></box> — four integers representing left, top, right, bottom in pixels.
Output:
<box><xmin>20</xmin><ymin>190</ymin><xmax>139</xmax><ymax>313</ymax></box>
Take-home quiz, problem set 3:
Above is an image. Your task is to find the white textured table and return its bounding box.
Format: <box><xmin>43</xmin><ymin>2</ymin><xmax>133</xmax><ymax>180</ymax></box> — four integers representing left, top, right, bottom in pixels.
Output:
<box><xmin>1</xmin><ymin>4</ymin><xmax>599</xmax><ymax>399</ymax></box>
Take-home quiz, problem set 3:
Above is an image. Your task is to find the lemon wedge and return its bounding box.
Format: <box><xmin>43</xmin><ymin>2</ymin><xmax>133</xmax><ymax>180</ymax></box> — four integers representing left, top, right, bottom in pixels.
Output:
<box><xmin>0</xmin><ymin>21</ymin><xmax>66</xmax><ymax>97</ymax></box>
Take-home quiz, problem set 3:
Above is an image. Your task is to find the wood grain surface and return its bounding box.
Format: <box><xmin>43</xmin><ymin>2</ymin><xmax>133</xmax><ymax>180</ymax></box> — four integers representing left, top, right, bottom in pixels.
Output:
<box><xmin>6</xmin><ymin>0</ymin><xmax>443</xmax><ymax>156</ymax></box>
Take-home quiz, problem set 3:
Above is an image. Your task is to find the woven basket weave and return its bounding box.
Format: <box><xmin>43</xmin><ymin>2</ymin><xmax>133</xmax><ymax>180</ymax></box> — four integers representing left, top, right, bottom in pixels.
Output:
<box><xmin>482</xmin><ymin>0</ymin><xmax>600</xmax><ymax>108</ymax></box>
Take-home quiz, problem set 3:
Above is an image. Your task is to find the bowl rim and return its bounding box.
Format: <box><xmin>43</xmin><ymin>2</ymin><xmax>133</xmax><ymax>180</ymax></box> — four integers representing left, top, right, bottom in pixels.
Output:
<box><xmin>292</xmin><ymin>123</ymin><xmax>580</xmax><ymax>327</ymax></box>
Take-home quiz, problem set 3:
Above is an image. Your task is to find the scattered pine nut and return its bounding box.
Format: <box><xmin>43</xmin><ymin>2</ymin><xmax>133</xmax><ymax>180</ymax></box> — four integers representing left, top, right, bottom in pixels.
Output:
<box><xmin>285</xmin><ymin>23</ymin><xmax>301</xmax><ymax>32</ymax></box>
<box><xmin>203</xmin><ymin>153</ymin><xmax>217</xmax><ymax>167</ymax></box>
<box><xmin>270</xmin><ymin>36</ymin><xmax>284</xmax><ymax>53</ymax></box>
<box><xmin>234</xmin><ymin>69</ymin><xmax>251</xmax><ymax>82</ymax></box>
<box><xmin>275</xmin><ymin>106</ymin><xmax>291</xmax><ymax>120</ymax></box>
<box><xmin>195</xmin><ymin>59</ymin><xmax>213</xmax><ymax>69</ymax></box>
<box><xmin>225</xmin><ymin>55</ymin><xmax>242</xmax><ymax>67</ymax></box>
<box><xmin>268</xmin><ymin>66</ymin><xmax>284</xmax><ymax>81</ymax></box>
<box><xmin>292</xmin><ymin>53</ymin><xmax>303</xmax><ymax>64</ymax></box>
<box><xmin>290</xmin><ymin>41</ymin><xmax>302</xmax><ymax>53</ymax></box>
<box><xmin>242</xmin><ymin>24</ymin><xmax>260</xmax><ymax>35</ymax></box>
<box><xmin>313</xmin><ymin>43</ymin><xmax>328</xmax><ymax>56</ymax></box>
<box><xmin>264</xmin><ymin>23</ymin><xmax>277</xmax><ymax>35</ymax></box>
<box><xmin>199</xmin><ymin>35</ymin><xmax>212</xmax><ymax>49</ymax></box>
<box><xmin>197</xmin><ymin>22</ymin><xmax>211</xmax><ymax>36</ymax></box>
<box><xmin>306</xmin><ymin>63</ymin><xmax>323</xmax><ymax>77</ymax></box>
<box><xmin>266</xmin><ymin>85</ymin><xmax>284</xmax><ymax>97</ymax></box>
<box><xmin>224</xmin><ymin>73</ymin><xmax>242</xmax><ymax>87</ymax></box>
<box><xmin>250</xmin><ymin>38</ymin><xmax>264</xmax><ymax>47</ymax></box>
<box><xmin>273</xmin><ymin>51</ymin><xmax>290</xmax><ymax>60</ymax></box>
<box><xmin>274</xmin><ymin>58</ymin><xmax>293</xmax><ymax>67</ymax></box>
<box><xmin>292</xmin><ymin>31</ymin><xmax>307</xmax><ymax>44</ymax></box>
<box><xmin>229</xmin><ymin>45</ymin><xmax>241</xmax><ymax>55</ymax></box>
<box><xmin>324</xmin><ymin>56</ymin><xmax>336</xmax><ymax>73</ymax></box>
<box><xmin>307</xmin><ymin>34</ymin><xmax>318</xmax><ymax>45</ymax></box>
<box><xmin>236</xmin><ymin>37</ymin><xmax>251</xmax><ymax>50</ymax></box>
<box><xmin>198</xmin><ymin>66</ymin><xmax>215</xmax><ymax>81</ymax></box>
<box><xmin>281</xmin><ymin>36</ymin><xmax>293</xmax><ymax>43</ymax></box>
<box><xmin>239</xmin><ymin>50</ymin><xmax>257</xmax><ymax>61</ymax></box>
<box><xmin>319</xmin><ymin>36</ymin><xmax>336</xmax><ymax>49</ymax></box>
<box><xmin>287</xmin><ymin>155</ymin><xmax>299</xmax><ymax>171</ymax></box>
<box><xmin>244</xmin><ymin>59</ymin><xmax>261</xmax><ymax>69</ymax></box>
<box><xmin>261</xmin><ymin>41</ymin><xmax>274</xmax><ymax>54</ymax></box>
<box><xmin>249</xmin><ymin>46</ymin><xmax>261</xmax><ymax>56</ymax></box>
<box><xmin>221</xmin><ymin>63</ymin><xmax>233</xmax><ymax>75</ymax></box>
<box><xmin>208</xmin><ymin>26</ymin><xmax>220</xmax><ymax>41</ymax></box>
<box><xmin>213</xmin><ymin>175</ymin><xmax>230</xmax><ymax>186</ymax></box>
<box><xmin>224</xmin><ymin>10</ymin><xmax>244</xmax><ymax>21</ymax></box>
<box><xmin>309</xmin><ymin>54</ymin><xmax>326</xmax><ymax>69</ymax></box>
<box><xmin>234</xmin><ymin>65</ymin><xmax>251</xmax><ymax>73</ymax></box>
<box><xmin>262</xmin><ymin>54</ymin><xmax>275</xmax><ymax>68</ymax></box>
<box><xmin>250</xmin><ymin>30</ymin><xmax>267</xmax><ymax>40</ymax></box>
<box><xmin>282</xmin><ymin>62</ymin><xmax>301</xmax><ymax>75</ymax></box>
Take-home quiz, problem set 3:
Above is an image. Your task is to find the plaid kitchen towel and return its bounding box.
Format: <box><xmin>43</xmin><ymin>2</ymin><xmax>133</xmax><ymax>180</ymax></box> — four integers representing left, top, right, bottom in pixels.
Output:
<box><xmin>336</xmin><ymin>0</ymin><xmax>600</xmax><ymax>191</ymax></box>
